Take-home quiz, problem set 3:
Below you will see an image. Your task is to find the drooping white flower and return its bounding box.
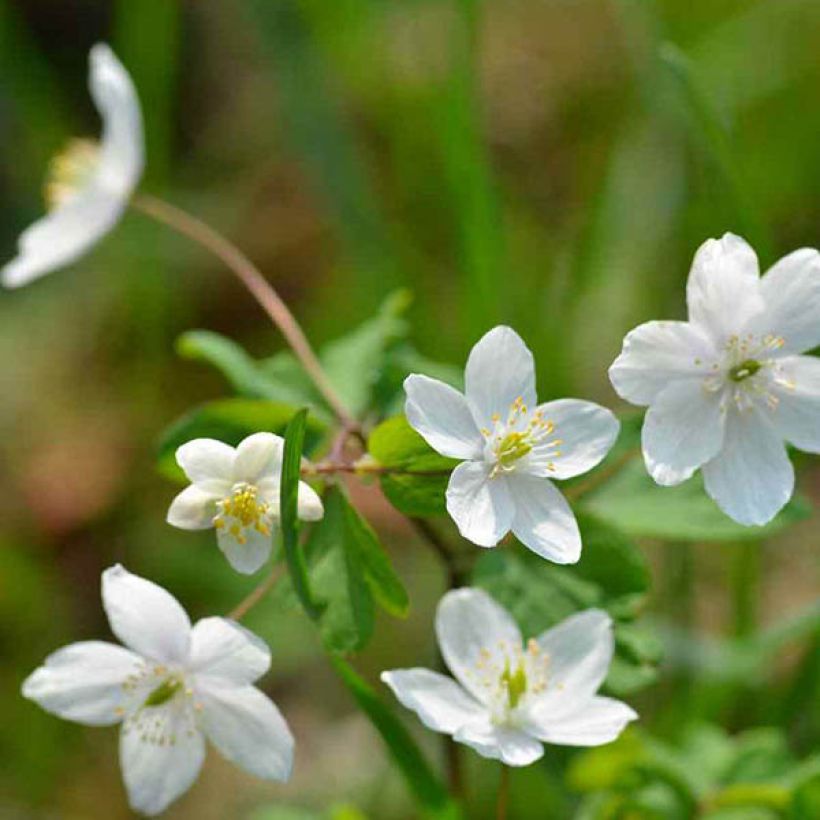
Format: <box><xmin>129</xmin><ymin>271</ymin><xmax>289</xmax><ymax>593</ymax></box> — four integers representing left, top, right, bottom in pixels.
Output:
<box><xmin>167</xmin><ymin>432</ymin><xmax>324</xmax><ymax>574</ymax></box>
<box><xmin>22</xmin><ymin>565</ymin><xmax>294</xmax><ymax>816</ymax></box>
<box><xmin>609</xmin><ymin>233</ymin><xmax>820</xmax><ymax>526</ymax></box>
<box><xmin>382</xmin><ymin>588</ymin><xmax>636</xmax><ymax>766</ymax></box>
<box><xmin>2</xmin><ymin>44</ymin><xmax>143</xmax><ymax>288</ymax></box>
<box><xmin>404</xmin><ymin>326</ymin><xmax>619</xmax><ymax>563</ymax></box>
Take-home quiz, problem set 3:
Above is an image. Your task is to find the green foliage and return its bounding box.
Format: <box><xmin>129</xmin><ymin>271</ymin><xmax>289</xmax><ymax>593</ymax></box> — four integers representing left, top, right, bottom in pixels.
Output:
<box><xmin>569</xmin><ymin>725</ymin><xmax>820</xmax><ymax>820</ymax></box>
<box><xmin>281</xmin><ymin>409</ymin><xmax>324</xmax><ymax>620</ymax></box>
<box><xmin>368</xmin><ymin>415</ymin><xmax>457</xmax><ymax>517</ymax></box>
<box><xmin>331</xmin><ymin>658</ymin><xmax>459</xmax><ymax>819</ymax></box>
<box><xmin>156</xmin><ymin>398</ymin><xmax>325</xmax><ymax>481</ymax></box>
<box><xmin>472</xmin><ymin>513</ymin><xmax>660</xmax><ymax>695</ymax></box>
<box><xmin>304</xmin><ymin>486</ymin><xmax>408</xmax><ymax>653</ymax></box>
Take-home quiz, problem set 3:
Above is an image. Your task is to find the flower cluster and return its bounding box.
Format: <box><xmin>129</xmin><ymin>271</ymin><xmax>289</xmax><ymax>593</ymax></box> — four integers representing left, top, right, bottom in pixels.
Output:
<box><xmin>10</xmin><ymin>41</ymin><xmax>820</xmax><ymax>818</ymax></box>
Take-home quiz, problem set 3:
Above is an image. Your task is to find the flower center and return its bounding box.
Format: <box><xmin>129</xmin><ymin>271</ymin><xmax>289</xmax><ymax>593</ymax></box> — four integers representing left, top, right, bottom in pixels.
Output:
<box><xmin>143</xmin><ymin>676</ymin><xmax>184</xmax><ymax>708</ymax></box>
<box><xmin>44</xmin><ymin>138</ymin><xmax>100</xmax><ymax>209</ymax></box>
<box><xmin>500</xmin><ymin>659</ymin><xmax>528</xmax><ymax>709</ymax></box>
<box><xmin>728</xmin><ymin>358</ymin><xmax>761</xmax><ymax>382</ymax></box>
<box><xmin>213</xmin><ymin>483</ymin><xmax>271</xmax><ymax>543</ymax></box>
<box><xmin>483</xmin><ymin>397</ymin><xmax>561</xmax><ymax>477</ymax></box>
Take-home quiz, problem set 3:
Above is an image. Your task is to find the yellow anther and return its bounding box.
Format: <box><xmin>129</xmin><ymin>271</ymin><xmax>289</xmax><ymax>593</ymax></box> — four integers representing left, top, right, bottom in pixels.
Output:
<box><xmin>44</xmin><ymin>138</ymin><xmax>100</xmax><ymax>209</ymax></box>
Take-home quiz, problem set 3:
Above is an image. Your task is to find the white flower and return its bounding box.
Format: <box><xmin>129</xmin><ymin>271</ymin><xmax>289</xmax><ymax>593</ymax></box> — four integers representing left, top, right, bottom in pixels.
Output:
<box><xmin>167</xmin><ymin>432</ymin><xmax>324</xmax><ymax>574</ymax></box>
<box><xmin>609</xmin><ymin>233</ymin><xmax>820</xmax><ymax>525</ymax></box>
<box><xmin>404</xmin><ymin>326</ymin><xmax>619</xmax><ymax>563</ymax></box>
<box><xmin>382</xmin><ymin>588</ymin><xmax>636</xmax><ymax>766</ymax></box>
<box><xmin>2</xmin><ymin>44</ymin><xmax>143</xmax><ymax>288</ymax></box>
<box><xmin>22</xmin><ymin>565</ymin><xmax>294</xmax><ymax>816</ymax></box>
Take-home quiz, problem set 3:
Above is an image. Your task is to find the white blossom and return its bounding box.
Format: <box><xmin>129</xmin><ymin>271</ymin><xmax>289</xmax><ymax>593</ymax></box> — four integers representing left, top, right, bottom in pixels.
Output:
<box><xmin>22</xmin><ymin>565</ymin><xmax>294</xmax><ymax>816</ymax></box>
<box><xmin>610</xmin><ymin>233</ymin><xmax>820</xmax><ymax>525</ymax></box>
<box><xmin>382</xmin><ymin>588</ymin><xmax>636</xmax><ymax>766</ymax></box>
<box><xmin>404</xmin><ymin>326</ymin><xmax>619</xmax><ymax>563</ymax></box>
<box><xmin>167</xmin><ymin>432</ymin><xmax>324</xmax><ymax>574</ymax></box>
<box><xmin>2</xmin><ymin>44</ymin><xmax>143</xmax><ymax>288</ymax></box>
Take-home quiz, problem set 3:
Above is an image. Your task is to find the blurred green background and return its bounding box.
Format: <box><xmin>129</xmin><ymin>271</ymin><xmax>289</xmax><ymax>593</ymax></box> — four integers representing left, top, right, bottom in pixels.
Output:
<box><xmin>2</xmin><ymin>0</ymin><xmax>820</xmax><ymax>817</ymax></box>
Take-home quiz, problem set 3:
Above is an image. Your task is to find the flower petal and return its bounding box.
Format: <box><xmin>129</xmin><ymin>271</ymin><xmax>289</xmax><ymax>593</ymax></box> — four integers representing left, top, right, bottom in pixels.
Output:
<box><xmin>435</xmin><ymin>588</ymin><xmax>522</xmax><ymax>705</ymax></box>
<box><xmin>771</xmin><ymin>355</ymin><xmax>820</xmax><ymax>453</ymax></box>
<box><xmin>233</xmin><ymin>433</ymin><xmax>284</xmax><ymax>483</ymax></box>
<box><xmin>642</xmin><ymin>379</ymin><xmax>725</xmax><ymax>485</ymax></box>
<box><xmin>196</xmin><ymin>678</ymin><xmax>294</xmax><ymax>782</ymax></box>
<box><xmin>188</xmin><ymin>618</ymin><xmax>270</xmax><ymax>684</ymax></box>
<box><xmin>166</xmin><ymin>485</ymin><xmax>222</xmax><ymax>530</ymax></box>
<box><xmin>175</xmin><ymin>438</ymin><xmax>234</xmax><ymax>484</ymax></box>
<box><xmin>609</xmin><ymin>320</ymin><xmax>719</xmax><ymax>406</ymax></box>
<box><xmin>102</xmin><ymin>565</ymin><xmax>191</xmax><ymax>664</ymax></box>
<box><xmin>22</xmin><ymin>641</ymin><xmax>142</xmax><ymax>726</ymax></box>
<box><xmin>524</xmin><ymin>399</ymin><xmax>619</xmax><ymax>480</ymax></box>
<box><xmin>747</xmin><ymin>248</ymin><xmax>820</xmax><ymax>355</ymax></box>
<box><xmin>1</xmin><ymin>45</ymin><xmax>143</xmax><ymax>289</ymax></box>
<box><xmin>686</xmin><ymin>233</ymin><xmax>764</xmax><ymax>342</ymax></box>
<box><xmin>523</xmin><ymin>695</ymin><xmax>636</xmax><ymax>747</ymax></box>
<box><xmin>508</xmin><ymin>475</ymin><xmax>581</xmax><ymax>564</ymax></box>
<box><xmin>702</xmin><ymin>407</ymin><xmax>794</xmax><ymax>526</ymax></box>
<box><xmin>120</xmin><ymin>706</ymin><xmax>205</xmax><ymax>816</ymax></box>
<box><xmin>446</xmin><ymin>462</ymin><xmax>514</xmax><ymax>547</ymax></box>
<box><xmin>404</xmin><ymin>374</ymin><xmax>483</xmax><ymax>459</ymax></box>
<box><xmin>464</xmin><ymin>326</ymin><xmax>538</xmax><ymax>427</ymax></box>
<box><xmin>216</xmin><ymin>524</ymin><xmax>273</xmax><ymax>575</ymax></box>
<box><xmin>297</xmin><ymin>481</ymin><xmax>325</xmax><ymax>521</ymax></box>
<box><xmin>381</xmin><ymin>669</ymin><xmax>486</xmax><ymax>734</ymax></box>
<box><xmin>535</xmin><ymin>610</ymin><xmax>614</xmax><ymax>704</ymax></box>
<box><xmin>454</xmin><ymin>718</ymin><xmax>544</xmax><ymax>766</ymax></box>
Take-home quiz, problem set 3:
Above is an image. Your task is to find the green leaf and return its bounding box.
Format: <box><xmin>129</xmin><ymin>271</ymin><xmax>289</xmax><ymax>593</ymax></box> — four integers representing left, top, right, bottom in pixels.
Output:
<box><xmin>156</xmin><ymin>398</ymin><xmax>325</xmax><ymax>482</ymax></box>
<box><xmin>331</xmin><ymin>658</ymin><xmax>458</xmax><ymax>819</ymax></box>
<box><xmin>304</xmin><ymin>487</ymin><xmax>408</xmax><ymax>653</ymax></box>
<box><xmin>281</xmin><ymin>409</ymin><xmax>324</xmax><ymax>620</ymax></box>
<box><xmin>368</xmin><ymin>415</ymin><xmax>457</xmax><ymax>516</ymax></box>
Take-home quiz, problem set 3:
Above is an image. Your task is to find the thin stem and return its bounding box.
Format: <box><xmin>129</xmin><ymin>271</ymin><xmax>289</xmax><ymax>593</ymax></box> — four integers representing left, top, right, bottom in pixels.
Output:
<box><xmin>306</xmin><ymin>462</ymin><xmax>452</xmax><ymax>478</ymax></box>
<box><xmin>131</xmin><ymin>193</ymin><xmax>355</xmax><ymax>428</ymax></box>
<box><xmin>731</xmin><ymin>541</ymin><xmax>761</xmax><ymax>639</ymax></box>
<box><xmin>228</xmin><ymin>567</ymin><xmax>283</xmax><ymax>621</ymax></box>
<box><xmin>563</xmin><ymin>446</ymin><xmax>639</xmax><ymax>503</ymax></box>
<box><xmin>496</xmin><ymin>764</ymin><xmax>510</xmax><ymax>820</ymax></box>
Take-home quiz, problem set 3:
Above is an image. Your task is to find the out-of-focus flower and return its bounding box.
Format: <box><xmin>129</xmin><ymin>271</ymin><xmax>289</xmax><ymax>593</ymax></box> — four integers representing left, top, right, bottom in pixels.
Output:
<box><xmin>404</xmin><ymin>326</ymin><xmax>619</xmax><ymax>563</ymax></box>
<box><xmin>167</xmin><ymin>432</ymin><xmax>324</xmax><ymax>574</ymax></box>
<box><xmin>2</xmin><ymin>44</ymin><xmax>143</xmax><ymax>288</ymax></box>
<box><xmin>382</xmin><ymin>588</ymin><xmax>636</xmax><ymax>766</ymax></box>
<box><xmin>22</xmin><ymin>565</ymin><xmax>294</xmax><ymax>816</ymax></box>
<box><xmin>610</xmin><ymin>233</ymin><xmax>820</xmax><ymax>525</ymax></box>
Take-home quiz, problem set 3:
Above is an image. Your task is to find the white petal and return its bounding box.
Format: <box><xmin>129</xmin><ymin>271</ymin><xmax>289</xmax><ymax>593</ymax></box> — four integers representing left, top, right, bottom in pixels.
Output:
<box><xmin>702</xmin><ymin>407</ymin><xmax>794</xmax><ymax>526</ymax></box>
<box><xmin>233</xmin><ymin>433</ymin><xmax>284</xmax><ymax>483</ymax></box>
<box><xmin>196</xmin><ymin>678</ymin><xmax>294</xmax><ymax>782</ymax></box>
<box><xmin>535</xmin><ymin>610</ymin><xmax>614</xmax><ymax>704</ymax></box>
<box><xmin>297</xmin><ymin>481</ymin><xmax>325</xmax><ymax>521</ymax></box>
<box><xmin>120</xmin><ymin>705</ymin><xmax>205</xmax><ymax>816</ymax></box>
<box><xmin>175</xmin><ymin>439</ymin><xmax>234</xmax><ymax>484</ymax></box>
<box><xmin>404</xmin><ymin>374</ymin><xmax>483</xmax><ymax>459</ymax></box>
<box><xmin>446</xmin><ymin>462</ymin><xmax>514</xmax><ymax>547</ymax></box>
<box><xmin>523</xmin><ymin>695</ymin><xmax>636</xmax><ymax>747</ymax></box>
<box><xmin>166</xmin><ymin>484</ymin><xmax>222</xmax><ymax>530</ymax></box>
<box><xmin>464</xmin><ymin>326</ymin><xmax>538</xmax><ymax>427</ymax></box>
<box><xmin>435</xmin><ymin>588</ymin><xmax>522</xmax><ymax>705</ymax></box>
<box><xmin>508</xmin><ymin>475</ymin><xmax>581</xmax><ymax>564</ymax></box>
<box><xmin>524</xmin><ymin>400</ymin><xmax>619</xmax><ymax>480</ymax></box>
<box><xmin>89</xmin><ymin>44</ymin><xmax>144</xmax><ymax>200</ymax></box>
<box><xmin>1</xmin><ymin>45</ymin><xmax>143</xmax><ymax>288</ymax></box>
<box><xmin>771</xmin><ymin>355</ymin><xmax>820</xmax><ymax>452</ymax></box>
<box><xmin>381</xmin><ymin>669</ymin><xmax>486</xmax><ymax>734</ymax></box>
<box><xmin>102</xmin><ymin>565</ymin><xmax>191</xmax><ymax>664</ymax></box>
<box><xmin>453</xmin><ymin>718</ymin><xmax>544</xmax><ymax>766</ymax></box>
<box><xmin>686</xmin><ymin>233</ymin><xmax>764</xmax><ymax>342</ymax></box>
<box><xmin>745</xmin><ymin>248</ymin><xmax>820</xmax><ymax>355</ymax></box>
<box><xmin>188</xmin><ymin>618</ymin><xmax>270</xmax><ymax>684</ymax></box>
<box><xmin>216</xmin><ymin>524</ymin><xmax>273</xmax><ymax>575</ymax></box>
<box><xmin>22</xmin><ymin>641</ymin><xmax>142</xmax><ymax>726</ymax></box>
<box><xmin>609</xmin><ymin>320</ymin><xmax>719</xmax><ymax>406</ymax></box>
<box><xmin>642</xmin><ymin>379</ymin><xmax>725</xmax><ymax>485</ymax></box>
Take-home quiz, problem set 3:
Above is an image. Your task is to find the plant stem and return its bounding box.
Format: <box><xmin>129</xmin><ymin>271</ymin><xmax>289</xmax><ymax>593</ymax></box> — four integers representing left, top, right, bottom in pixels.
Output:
<box><xmin>305</xmin><ymin>462</ymin><xmax>452</xmax><ymax>478</ymax></box>
<box><xmin>227</xmin><ymin>567</ymin><xmax>282</xmax><ymax>621</ymax></box>
<box><xmin>131</xmin><ymin>193</ymin><xmax>355</xmax><ymax>429</ymax></box>
<box><xmin>496</xmin><ymin>765</ymin><xmax>509</xmax><ymax>820</ymax></box>
<box><xmin>731</xmin><ymin>541</ymin><xmax>761</xmax><ymax>639</ymax></box>
<box><xmin>563</xmin><ymin>446</ymin><xmax>639</xmax><ymax>503</ymax></box>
